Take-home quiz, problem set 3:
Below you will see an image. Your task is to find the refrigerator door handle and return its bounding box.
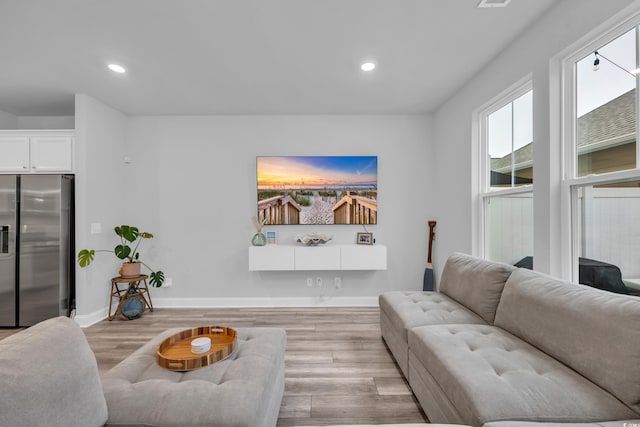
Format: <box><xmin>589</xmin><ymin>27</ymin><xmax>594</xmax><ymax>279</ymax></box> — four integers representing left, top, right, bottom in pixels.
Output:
<box><xmin>0</xmin><ymin>225</ymin><xmax>8</xmax><ymax>254</ymax></box>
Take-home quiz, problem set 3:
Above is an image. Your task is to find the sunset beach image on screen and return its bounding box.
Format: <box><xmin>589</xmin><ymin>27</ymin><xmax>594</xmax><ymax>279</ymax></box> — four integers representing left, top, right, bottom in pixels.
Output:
<box><xmin>256</xmin><ymin>156</ymin><xmax>378</xmax><ymax>225</ymax></box>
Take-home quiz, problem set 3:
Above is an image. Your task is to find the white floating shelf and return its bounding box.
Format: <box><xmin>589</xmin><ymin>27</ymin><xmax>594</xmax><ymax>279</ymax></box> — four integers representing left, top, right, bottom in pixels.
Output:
<box><xmin>248</xmin><ymin>245</ymin><xmax>295</xmax><ymax>271</ymax></box>
<box><xmin>248</xmin><ymin>244</ymin><xmax>387</xmax><ymax>271</ymax></box>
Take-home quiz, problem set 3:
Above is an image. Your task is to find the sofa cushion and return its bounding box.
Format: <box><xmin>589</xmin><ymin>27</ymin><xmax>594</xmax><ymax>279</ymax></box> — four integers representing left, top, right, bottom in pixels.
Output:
<box><xmin>380</xmin><ymin>308</ymin><xmax>413</xmax><ymax>378</ymax></box>
<box><xmin>298</xmin><ymin>425</ymin><xmax>464</xmax><ymax>427</ymax></box>
<box><xmin>408</xmin><ymin>324</ymin><xmax>637</xmax><ymax>426</ymax></box>
<box><xmin>102</xmin><ymin>327</ymin><xmax>286</xmax><ymax>427</ymax></box>
<box><xmin>439</xmin><ymin>252</ymin><xmax>515</xmax><ymax>324</ymax></box>
<box><xmin>484</xmin><ymin>421</ymin><xmax>640</xmax><ymax>427</ymax></box>
<box><xmin>379</xmin><ymin>293</ymin><xmax>485</xmax><ymax>378</ymax></box>
<box><xmin>379</xmin><ymin>291</ymin><xmax>486</xmax><ymax>344</ymax></box>
<box><xmin>0</xmin><ymin>316</ymin><xmax>108</xmax><ymax>427</ymax></box>
<box><xmin>495</xmin><ymin>268</ymin><xmax>640</xmax><ymax>414</ymax></box>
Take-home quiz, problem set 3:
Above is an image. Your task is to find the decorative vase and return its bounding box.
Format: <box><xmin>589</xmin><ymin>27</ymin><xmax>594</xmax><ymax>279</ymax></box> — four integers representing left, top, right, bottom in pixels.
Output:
<box><xmin>120</xmin><ymin>297</ymin><xmax>144</xmax><ymax>320</ymax></box>
<box><xmin>119</xmin><ymin>262</ymin><xmax>141</xmax><ymax>278</ymax></box>
<box><xmin>252</xmin><ymin>232</ymin><xmax>267</xmax><ymax>246</ymax></box>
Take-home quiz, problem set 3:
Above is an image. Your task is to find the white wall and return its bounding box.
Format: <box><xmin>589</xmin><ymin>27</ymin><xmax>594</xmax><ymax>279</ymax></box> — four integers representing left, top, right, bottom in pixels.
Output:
<box><xmin>74</xmin><ymin>94</ymin><xmax>128</xmax><ymax>325</ymax></box>
<box><xmin>121</xmin><ymin>115</ymin><xmax>433</xmax><ymax>307</ymax></box>
<box><xmin>17</xmin><ymin>116</ymin><xmax>74</xmax><ymax>129</ymax></box>
<box><xmin>0</xmin><ymin>110</ymin><xmax>18</xmax><ymax>128</ymax></box>
<box><xmin>431</xmin><ymin>0</ymin><xmax>636</xmax><ymax>280</ymax></box>
<box><xmin>0</xmin><ymin>110</ymin><xmax>74</xmax><ymax>129</ymax></box>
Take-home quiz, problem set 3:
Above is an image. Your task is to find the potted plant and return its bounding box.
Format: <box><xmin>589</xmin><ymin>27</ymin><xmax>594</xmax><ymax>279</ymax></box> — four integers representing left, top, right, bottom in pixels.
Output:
<box><xmin>77</xmin><ymin>225</ymin><xmax>165</xmax><ymax>287</ymax></box>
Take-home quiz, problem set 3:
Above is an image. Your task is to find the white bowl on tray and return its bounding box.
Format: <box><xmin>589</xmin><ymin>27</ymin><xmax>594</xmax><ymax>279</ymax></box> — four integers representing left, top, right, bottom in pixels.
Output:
<box><xmin>191</xmin><ymin>337</ymin><xmax>212</xmax><ymax>354</ymax></box>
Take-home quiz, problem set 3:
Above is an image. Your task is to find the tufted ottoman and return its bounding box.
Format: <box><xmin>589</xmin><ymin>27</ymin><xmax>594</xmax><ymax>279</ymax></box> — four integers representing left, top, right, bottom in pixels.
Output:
<box><xmin>102</xmin><ymin>327</ymin><xmax>286</xmax><ymax>427</ymax></box>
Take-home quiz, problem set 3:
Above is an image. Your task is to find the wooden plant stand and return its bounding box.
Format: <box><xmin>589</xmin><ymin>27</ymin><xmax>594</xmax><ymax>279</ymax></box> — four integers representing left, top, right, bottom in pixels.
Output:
<box><xmin>108</xmin><ymin>274</ymin><xmax>154</xmax><ymax>321</ymax></box>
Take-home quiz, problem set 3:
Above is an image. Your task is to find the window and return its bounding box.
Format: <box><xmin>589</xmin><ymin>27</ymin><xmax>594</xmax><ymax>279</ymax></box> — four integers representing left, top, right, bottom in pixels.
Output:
<box><xmin>487</xmin><ymin>90</ymin><xmax>533</xmax><ymax>189</ymax></box>
<box><xmin>478</xmin><ymin>80</ymin><xmax>534</xmax><ymax>265</ymax></box>
<box><xmin>574</xmin><ymin>27</ymin><xmax>637</xmax><ymax>176</ymax></box>
<box><xmin>571</xmin><ymin>180</ymin><xmax>640</xmax><ymax>294</ymax></box>
<box><xmin>484</xmin><ymin>193</ymin><xmax>533</xmax><ymax>265</ymax></box>
<box><xmin>564</xmin><ymin>20</ymin><xmax>640</xmax><ymax>294</ymax></box>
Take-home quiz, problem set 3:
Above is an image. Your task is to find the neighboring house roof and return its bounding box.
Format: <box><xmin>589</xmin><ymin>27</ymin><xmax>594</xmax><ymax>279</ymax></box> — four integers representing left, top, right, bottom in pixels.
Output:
<box><xmin>577</xmin><ymin>88</ymin><xmax>635</xmax><ymax>154</ymax></box>
<box><xmin>492</xmin><ymin>142</ymin><xmax>533</xmax><ymax>173</ymax></box>
<box><xmin>491</xmin><ymin>89</ymin><xmax>636</xmax><ymax>172</ymax></box>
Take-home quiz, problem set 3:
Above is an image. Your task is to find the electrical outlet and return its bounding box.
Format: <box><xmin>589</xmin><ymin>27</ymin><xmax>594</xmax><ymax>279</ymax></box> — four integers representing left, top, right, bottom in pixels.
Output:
<box><xmin>334</xmin><ymin>277</ymin><xmax>342</xmax><ymax>289</ymax></box>
<box><xmin>316</xmin><ymin>277</ymin><xmax>323</xmax><ymax>287</ymax></box>
<box><xmin>306</xmin><ymin>277</ymin><xmax>313</xmax><ymax>287</ymax></box>
<box><xmin>164</xmin><ymin>277</ymin><xmax>173</xmax><ymax>287</ymax></box>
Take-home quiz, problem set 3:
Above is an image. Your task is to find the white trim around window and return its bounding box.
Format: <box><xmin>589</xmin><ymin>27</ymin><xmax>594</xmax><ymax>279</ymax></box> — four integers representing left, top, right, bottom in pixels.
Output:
<box><xmin>559</xmin><ymin>6</ymin><xmax>640</xmax><ymax>285</ymax></box>
<box><xmin>474</xmin><ymin>74</ymin><xmax>533</xmax><ymax>260</ymax></box>
<box><xmin>477</xmin><ymin>76</ymin><xmax>533</xmax><ymax>195</ymax></box>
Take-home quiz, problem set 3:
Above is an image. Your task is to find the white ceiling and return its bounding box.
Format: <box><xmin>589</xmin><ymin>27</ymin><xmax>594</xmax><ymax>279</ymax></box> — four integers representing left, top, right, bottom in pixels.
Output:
<box><xmin>0</xmin><ymin>0</ymin><xmax>559</xmax><ymax>116</ymax></box>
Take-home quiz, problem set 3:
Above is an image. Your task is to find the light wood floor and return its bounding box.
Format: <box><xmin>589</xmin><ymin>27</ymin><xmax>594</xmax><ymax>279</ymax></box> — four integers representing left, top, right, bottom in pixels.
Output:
<box><xmin>2</xmin><ymin>307</ymin><xmax>427</xmax><ymax>426</ymax></box>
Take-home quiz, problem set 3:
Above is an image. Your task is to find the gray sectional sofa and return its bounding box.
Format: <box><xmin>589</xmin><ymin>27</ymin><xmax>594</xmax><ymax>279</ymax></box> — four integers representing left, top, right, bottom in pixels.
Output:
<box><xmin>380</xmin><ymin>252</ymin><xmax>640</xmax><ymax>426</ymax></box>
<box><xmin>0</xmin><ymin>316</ymin><xmax>286</xmax><ymax>427</ymax></box>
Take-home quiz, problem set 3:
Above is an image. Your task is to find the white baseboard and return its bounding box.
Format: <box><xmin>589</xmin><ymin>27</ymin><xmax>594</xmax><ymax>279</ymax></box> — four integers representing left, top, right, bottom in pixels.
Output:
<box><xmin>152</xmin><ymin>296</ymin><xmax>379</xmax><ymax>308</ymax></box>
<box><xmin>74</xmin><ymin>307</ymin><xmax>109</xmax><ymax>328</ymax></box>
<box><xmin>74</xmin><ymin>296</ymin><xmax>378</xmax><ymax>327</ymax></box>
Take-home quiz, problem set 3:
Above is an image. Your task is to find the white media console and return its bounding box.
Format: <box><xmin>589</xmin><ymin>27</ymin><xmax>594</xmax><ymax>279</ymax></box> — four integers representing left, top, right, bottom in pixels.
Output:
<box><xmin>248</xmin><ymin>244</ymin><xmax>387</xmax><ymax>271</ymax></box>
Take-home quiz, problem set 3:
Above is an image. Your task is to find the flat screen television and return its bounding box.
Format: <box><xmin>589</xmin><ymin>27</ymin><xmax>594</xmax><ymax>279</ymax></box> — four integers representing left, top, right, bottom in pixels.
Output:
<box><xmin>257</xmin><ymin>156</ymin><xmax>378</xmax><ymax>225</ymax></box>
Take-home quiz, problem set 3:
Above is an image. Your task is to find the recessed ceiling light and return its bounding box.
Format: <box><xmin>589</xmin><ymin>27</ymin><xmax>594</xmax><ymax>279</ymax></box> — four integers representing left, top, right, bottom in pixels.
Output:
<box><xmin>108</xmin><ymin>63</ymin><xmax>126</xmax><ymax>73</ymax></box>
<box><xmin>477</xmin><ymin>0</ymin><xmax>511</xmax><ymax>8</ymax></box>
<box><xmin>361</xmin><ymin>62</ymin><xmax>376</xmax><ymax>72</ymax></box>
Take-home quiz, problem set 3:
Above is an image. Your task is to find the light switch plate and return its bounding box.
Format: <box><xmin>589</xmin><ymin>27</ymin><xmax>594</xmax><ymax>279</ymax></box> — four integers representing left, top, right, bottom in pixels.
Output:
<box><xmin>90</xmin><ymin>223</ymin><xmax>101</xmax><ymax>234</ymax></box>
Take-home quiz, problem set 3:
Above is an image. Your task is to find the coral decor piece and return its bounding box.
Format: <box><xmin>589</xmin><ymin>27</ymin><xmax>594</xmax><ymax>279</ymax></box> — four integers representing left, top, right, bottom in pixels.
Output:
<box><xmin>296</xmin><ymin>232</ymin><xmax>332</xmax><ymax>246</ymax></box>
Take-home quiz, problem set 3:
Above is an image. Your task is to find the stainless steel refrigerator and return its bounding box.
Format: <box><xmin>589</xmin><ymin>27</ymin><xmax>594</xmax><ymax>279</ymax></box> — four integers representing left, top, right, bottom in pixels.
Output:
<box><xmin>0</xmin><ymin>175</ymin><xmax>74</xmax><ymax>327</ymax></box>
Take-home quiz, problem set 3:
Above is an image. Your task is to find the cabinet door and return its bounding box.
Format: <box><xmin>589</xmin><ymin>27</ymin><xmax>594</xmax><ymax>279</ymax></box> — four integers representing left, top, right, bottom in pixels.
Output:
<box><xmin>249</xmin><ymin>246</ymin><xmax>295</xmax><ymax>271</ymax></box>
<box><xmin>0</xmin><ymin>137</ymin><xmax>30</xmax><ymax>172</ymax></box>
<box><xmin>295</xmin><ymin>246</ymin><xmax>341</xmax><ymax>270</ymax></box>
<box><xmin>341</xmin><ymin>245</ymin><xmax>387</xmax><ymax>270</ymax></box>
<box><xmin>30</xmin><ymin>136</ymin><xmax>73</xmax><ymax>172</ymax></box>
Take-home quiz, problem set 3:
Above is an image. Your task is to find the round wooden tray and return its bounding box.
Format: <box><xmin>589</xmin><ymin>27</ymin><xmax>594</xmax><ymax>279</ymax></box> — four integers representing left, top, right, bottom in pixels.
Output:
<box><xmin>156</xmin><ymin>326</ymin><xmax>237</xmax><ymax>371</ymax></box>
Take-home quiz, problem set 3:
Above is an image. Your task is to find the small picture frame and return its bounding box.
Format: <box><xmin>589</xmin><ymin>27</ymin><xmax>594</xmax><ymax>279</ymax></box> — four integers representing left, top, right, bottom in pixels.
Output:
<box><xmin>266</xmin><ymin>231</ymin><xmax>277</xmax><ymax>245</ymax></box>
<box><xmin>356</xmin><ymin>232</ymin><xmax>373</xmax><ymax>245</ymax></box>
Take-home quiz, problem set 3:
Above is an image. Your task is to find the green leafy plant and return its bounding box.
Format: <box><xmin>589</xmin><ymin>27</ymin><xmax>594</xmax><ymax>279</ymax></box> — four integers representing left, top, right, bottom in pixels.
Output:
<box><xmin>77</xmin><ymin>225</ymin><xmax>165</xmax><ymax>287</ymax></box>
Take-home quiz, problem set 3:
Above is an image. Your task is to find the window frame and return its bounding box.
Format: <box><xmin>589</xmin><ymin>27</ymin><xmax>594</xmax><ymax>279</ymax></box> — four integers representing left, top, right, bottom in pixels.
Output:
<box><xmin>561</xmin><ymin>14</ymin><xmax>640</xmax><ymax>283</ymax></box>
<box><xmin>478</xmin><ymin>79</ymin><xmax>534</xmax><ymax>194</ymax></box>
<box><xmin>475</xmin><ymin>75</ymin><xmax>534</xmax><ymax>260</ymax></box>
<box><xmin>563</xmin><ymin>18</ymin><xmax>640</xmax><ymax>181</ymax></box>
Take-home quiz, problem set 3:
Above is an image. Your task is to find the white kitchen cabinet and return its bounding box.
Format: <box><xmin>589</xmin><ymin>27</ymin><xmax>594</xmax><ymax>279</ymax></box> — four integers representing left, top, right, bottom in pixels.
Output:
<box><xmin>0</xmin><ymin>131</ymin><xmax>74</xmax><ymax>173</ymax></box>
<box><xmin>248</xmin><ymin>244</ymin><xmax>387</xmax><ymax>271</ymax></box>
<box><xmin>30</xmin><ymin>136</ymin><xmax>73</xmax><ymax>172</ymax></box>
<box><xmin>0</xmin><ymin>137</ymin><xmax>30</xmax><ymax>172</ymax></box>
